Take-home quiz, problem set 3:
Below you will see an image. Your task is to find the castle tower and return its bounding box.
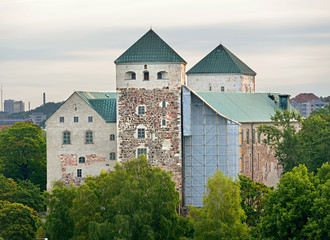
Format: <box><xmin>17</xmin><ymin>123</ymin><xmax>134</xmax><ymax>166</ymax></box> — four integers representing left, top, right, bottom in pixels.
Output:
<box><xmin>186</xmin><ymin>44</ymin><xmax>256</xmax><ymax>93</ymax></box>
<box><xmin>115</xmin><ymin>30</ymin><xmax>186</xmax><ymax>191</ymax></box>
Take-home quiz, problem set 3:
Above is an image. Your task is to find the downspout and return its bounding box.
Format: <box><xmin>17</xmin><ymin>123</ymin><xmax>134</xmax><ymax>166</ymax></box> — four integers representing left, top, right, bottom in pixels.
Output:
<box><xmin>251</xmin><ymin>123</ymin><xmax>254</xmax><ymax>181</ymax></box>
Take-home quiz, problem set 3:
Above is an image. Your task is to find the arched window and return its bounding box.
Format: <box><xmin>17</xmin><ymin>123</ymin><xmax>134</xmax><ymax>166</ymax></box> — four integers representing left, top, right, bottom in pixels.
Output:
<box><xmin>79</xmin><ymin>156</ymin><xmax>85</xmax><ymax>163</ymax></box>
<box><xmin>252</xmin><ymin>129</ymin><xmax>255</xmax><ymax>144</ymax></box>
<box><xmin>125</xmin><ymin>71</ymin><xmax>136</xmax><ymax>80</ymax></box>
<box><xmin>63</xmin><ymin>131</ymin><xmax>71</xmax><ymax>144</ymax></box>
<box><xmin>143</xmin><ymin>71</ymin><xmax>149</xmax><ymax>81</ymax></box>
<box><xmin>85</xmin><ymin>131</ymin><xmax>93</xmax><ymax>144</ymax></box>
<box><xmin>246</xmin><ymin>129</ymin><xmax>250</xmax><ymax>144</ymax></box>
<box><xmin>157</xmin><ymin>72</ymin><xmax>162</xmax><ymax>79</ymax></box>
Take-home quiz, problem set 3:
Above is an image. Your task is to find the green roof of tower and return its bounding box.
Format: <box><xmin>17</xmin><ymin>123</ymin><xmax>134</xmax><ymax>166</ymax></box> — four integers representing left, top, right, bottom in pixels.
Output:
<box><xmin>186</xmin><ymin>44</ymin><xmax>256</xmax><ymax>75</ymax></box>
<box><xmin>114</xmin><ymin>29</ymin><xmax>186</xmax><ymax>64</ymax></box>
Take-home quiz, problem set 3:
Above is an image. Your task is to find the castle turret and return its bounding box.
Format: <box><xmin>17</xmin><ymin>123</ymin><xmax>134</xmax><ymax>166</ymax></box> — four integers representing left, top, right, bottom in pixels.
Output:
<box><xmin>115</xmin><ymin>30</ymin><xmax>186</xmax><ymax>191</ymax></box>
<box><xmin>186</xmin><ymin>44</ymin><xmax>256</xmax><ymax>93</ymax></box>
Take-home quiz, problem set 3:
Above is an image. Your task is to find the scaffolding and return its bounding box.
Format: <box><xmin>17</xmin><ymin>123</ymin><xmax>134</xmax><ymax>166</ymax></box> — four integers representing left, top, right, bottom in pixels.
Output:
<box><xmin>183</xmin><ymin>89</ymin><xmax>240</xmax><ymax>207</ymax></box>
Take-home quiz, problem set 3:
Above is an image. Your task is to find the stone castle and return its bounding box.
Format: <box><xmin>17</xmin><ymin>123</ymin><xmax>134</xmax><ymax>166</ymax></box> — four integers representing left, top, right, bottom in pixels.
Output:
<box><xmin>47</xmin><ymin>30</ymin><xmax>292</xmax><ymax>206</ymax></box>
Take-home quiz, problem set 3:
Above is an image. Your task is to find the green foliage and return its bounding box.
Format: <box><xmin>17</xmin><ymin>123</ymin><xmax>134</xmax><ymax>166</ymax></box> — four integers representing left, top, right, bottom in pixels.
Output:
<box><xmin>259</xmin><ymin>109</ymin><xmax>329</xmax><ymax>173</ymax></box>
<box><xmin>298</xmin><ymin>114</ymin><xmax>330</xmax><ymax>173</ymax></box>
<box><xmin>0</xmin><ymin>201</ymin><xmax>41</xmax><ymax>240</ymax></box>
<box><xmin>189</xmin><ymin>171</ymin><xmax>250</xmax><ymax>240</ymax></box>
<box><xmin>45</xmin><ymin>156</ymin><xmax>185</xmax><ymax>240</ymax></box>
<box><xmin>310</xmin><ymin>104</ymin><xmax>330</xmax><ymax>117</ymax></box>
<box><xmin>0</xmin><ymin>174</ymin><xmax>45</xmax><ymax>212</ymax></box>
<box><xmin>259</xmin><ymin>163</ymin><xmax>330</xmax><ymax>239</ymax></box>
<box><xmin>238</xmin><ymin>175</ymin><xmax>272</xmax><ymax>227</ymax></box>
<box><xmin>44</xmin><ymin>183</ymin><xmax>76</xmax><ymax>240</ymax></box>
<box><xmin>0</xmin><ymin>122</ymin><xmax>46</xmax><ymax>190</ymax></box>
<box><xmin>258</xmin><ymin>110</ymin><xmax>302</xmax><ymax>173</ymax></box>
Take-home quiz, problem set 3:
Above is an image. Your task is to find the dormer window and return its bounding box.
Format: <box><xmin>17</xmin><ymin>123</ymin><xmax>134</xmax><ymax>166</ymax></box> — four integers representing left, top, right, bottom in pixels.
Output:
<box><xmin>144</xmin><ymin>71</ymin><xmax>149</xmax><ymax>81</ymax></box>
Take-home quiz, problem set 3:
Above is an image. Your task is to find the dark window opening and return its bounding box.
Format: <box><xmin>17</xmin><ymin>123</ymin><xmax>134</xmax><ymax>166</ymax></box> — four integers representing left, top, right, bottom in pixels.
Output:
<box><xmin>131</xmin><ymin>72</ymin><xmax>136</xmax><ymax>79</ymax></box>
<box><xmin>85</xmin><ymin>131</ymin><xmax>93</xmax><ymax>144</ymax></box>
<box><xmin>88</xmin><ymin>116</ymin><xmax>93</xmax><ymax>122</ymax></box>
<box><xmin>138</xmin><ymin>128</ymin><xmax>145</xmax><ymax>139</ymax></box>
<box><xmin>137</xmin><ymin>148</ymin><xmax>147</xmax><ymax>157</ymax></box>
<box><xmin>110</xmin><ymin>134</ymin><xmax>115</xmax><ymax>141</ymax></box>
<box><xmin>77</xmin><ymin>169</ymin><xmax>82</xmax><ymax>178</ymax></box>
<box><xmin>63</xmin><ymin>131</ymin><xmax>71</xmax><ymax>144</ymax></box>
<box><xmin>144</xmin><ymin>72</ymin><xmax>149</xmax><ymax>80</ymax></box>
<box><xmin>74</xmin><ymin>116</ymin><xmax>78</xmax><ymax>122</ymax></box>
<box><xmin>60</xmin><ymin>117</ymin><xmax>64</xmax><ymax>123</ymax></box>
<box><xmin>79</xmin><ymin>157</ymin><xmax>85</xmax><ymax>163</ymax></box>
<box><xmin>157</xmin><ymin>72</ymin><xmax>162</xmax><ymax>79</ymax></box>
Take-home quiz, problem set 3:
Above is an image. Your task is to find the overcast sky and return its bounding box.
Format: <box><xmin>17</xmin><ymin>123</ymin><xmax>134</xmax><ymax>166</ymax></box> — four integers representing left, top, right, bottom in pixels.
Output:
<box><xmin>1</xmin><ymin>0</ymin><xmax>329</xmax><ymax>109</ymax></box>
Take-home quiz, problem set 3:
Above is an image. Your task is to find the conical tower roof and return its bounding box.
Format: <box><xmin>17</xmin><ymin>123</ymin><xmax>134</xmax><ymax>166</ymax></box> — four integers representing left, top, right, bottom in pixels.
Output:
<box><xmin>115</xmin><ymin>30</ymin><xmax>186</xmax><ymax>64</ymax></box>
<box><xmin>187</xmin><ymin>44</ymin><xmax>256</xmax><ymax>75</ymax></box>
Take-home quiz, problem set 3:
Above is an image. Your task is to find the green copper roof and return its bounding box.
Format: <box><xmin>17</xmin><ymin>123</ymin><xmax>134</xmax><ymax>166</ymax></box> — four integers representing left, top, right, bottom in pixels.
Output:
<box><xmin>193</xmin><ymin>91</ymin><xmax>295</xmax><ymax>122</ymax></box>
<box><xmin>76</xmin><ymin>91</ymin><xmax>117</xmax><ymax>122</ymax></box>
<box><xmin>187</xmin><ymin>44</ymin><xmax>256</xmax><ymax>75</ymax></box>
<box><xmin>115</xmin><ymin>30</ymin><xmax>186</xmax><ymax>64</ymax></box>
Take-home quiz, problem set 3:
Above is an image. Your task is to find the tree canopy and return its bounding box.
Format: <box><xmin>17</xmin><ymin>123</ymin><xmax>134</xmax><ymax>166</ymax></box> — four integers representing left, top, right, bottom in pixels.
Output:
<box><xmin>0</xmin><ymin>201</ymin><xmax>41</xmax><ymax>240</ymax></box>
<box><xmin>189</xmin><ymin>171</ymin><xmax>250</xmax><ymax>240</ymax></box>
<box><xmin>45</xmin><ymin>156</ymin><xmax>187</xmax><ymax>240</ymax></box>
<box><xmin>258</xmin><ymin>163</ymin><xmax>330</xmax><ymax>239</ymax></box>
<box><xmin>258</xmin><ymin>109</ymin><xmax>329</xmax><ymax>173</ymax></box>
<box><xmin>0</xmin><ymin>122</ymin><xmax>46</xmax><ymax>190</ymax></box>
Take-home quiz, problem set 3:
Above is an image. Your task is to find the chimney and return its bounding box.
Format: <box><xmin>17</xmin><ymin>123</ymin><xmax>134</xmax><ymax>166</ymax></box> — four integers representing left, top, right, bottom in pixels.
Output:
<box><xmin>279</xmin><ymin>94</ymin><xmax>290</xmax><ymax>110</ymax></box>
<box><xmin>43</xmin><ymin>92</ymin><xmax>46</xmax><ymax>105</ymax></box>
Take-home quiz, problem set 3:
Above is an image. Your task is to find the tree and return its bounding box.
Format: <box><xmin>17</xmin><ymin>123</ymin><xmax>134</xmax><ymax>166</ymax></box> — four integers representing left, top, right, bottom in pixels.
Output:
<box><xmin>44</xmin><ymin>182</ymin><xmax>76</xmax><ymax>240</ymax></box>
<box><xmin>0</xmin><ymin>122</ymin><xmax>46</xmax><ymax>190</ymax></box>
<box><xmin>0</xmin><ymin>201</ymin><xmax>41</xmax><ymax>240</ymax></box>
<box><xmin>238</xmin><ymin>175</ymin><xmax>272</xmax><ymax>227</ymax></box>
<box><xmin>45</xmin><ymin>155</ymin><xmax>185</xmax><ymax>240</ymax></box>
<box><xmin>189</xmin><ymin>171</ymin><xmax>250</xmax><ymax>240</ymax></box>
<box><xmin>0</xmin><ymin>174</ymin><xmax>45</xmax><ymax>212</ymax></box>
<box><xmin>258</xmin><ymin>110</ymin><xmax>302</xmax><ymax>173</ymax></box>
<box><xmin>258</xmin><ymin>164</ymin><xmax>330</xmax><ymax>239</ymax></box>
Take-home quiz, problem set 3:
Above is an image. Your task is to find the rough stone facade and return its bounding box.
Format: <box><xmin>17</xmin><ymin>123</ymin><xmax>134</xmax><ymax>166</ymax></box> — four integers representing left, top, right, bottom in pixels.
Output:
<box><xmin>46</xmin><ymin>93</ymin><xmax>117</xmax><ymax>190</ymax></box>
<box><xmin>240</xmin><ymin>123</ymin><xmax>281</xmax><ymax>188</ymax></box>
<box><xmin>187</xmin><ymin>73</ymin><xmax>255</xmax><ymax>92</ymax></box>
<box><xmin>116</xmin><ymin>63</ymin><xmax>185</xmax><ymax>191</ymax></box>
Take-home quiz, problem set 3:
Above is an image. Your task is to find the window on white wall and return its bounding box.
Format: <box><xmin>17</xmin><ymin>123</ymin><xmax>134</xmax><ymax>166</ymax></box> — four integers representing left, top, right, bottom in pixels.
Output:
<box><xmin>74</xmin><ymin>117</ymin><xmax>79</xmax><ymax>122</ymax></box>
<box><xmin>110</xmin><ymin>152</ymin><xmax>116</xmax><ymax>160</ymax></box>
<box><xmin>221</xmin><ymin>86</ymin><xmax>225</xmax><ymax>92</ymax></box>
<box><xmin>85</xmin><ymin>131</ymin><xmax>93</xmax><ymax>144</ymax></box>
<box><xmin>110</xmin><ymin>134</ymin><xmax>115</xmax><ymax>141</ymax></box>
<box><xmin>63</xmin><ymin>131</ymin><xmax>71</xmax><ymax>144</ymax></box>
<box><xmin>143</xmin><ymin>71</ymin><xmax>149</xmax><ymax>81</ymax></box>
<box><xmin>77</xmin><ymin>169</ymin><xmax>82</xmax><ymax>178</ymax></box>
<box><xmin>79</xmin><ymin>157</ymin><xmax>85</xmax><ymax>163</ymax></box>
<box><xmin>60</xmin><ymin>117</ymin><xmax>64</xmax><ymax>123</ymax></box>
<box><xmin>88</xmin><ymin>116</ymin><xmax>93</xmax><ymax>122</ymax></box>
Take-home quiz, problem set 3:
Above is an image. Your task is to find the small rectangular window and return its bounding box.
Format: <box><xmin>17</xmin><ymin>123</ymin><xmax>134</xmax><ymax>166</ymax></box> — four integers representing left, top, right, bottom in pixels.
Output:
<box><xmin>60</xmin><ymin>117</ymin><xmax>64</xmax><ymax>123</ymax></box>
<box><xmin>110</xmin><ymin>134</ymin><xmax>115</xmax><ymax>141</ymax></box>
<box><xmin>79</xmin><ymin>157</ymin><xmax>85</xmax><ymax>163</ymax></box>
<box><xmin>221</xmin><ymin>86</ymin><xmax>225</xmax><ymax>92</ymax></box>
<box><xmin>138</xmin><ymin>106</ymin><xmax>145</xmax><ymax>115</ymax></box>
<box><xmin>77</xmin><ymin>169</ymin><xmax>82</xmax><ymax>178</ymax></box>
<box><xmin>246</xmin><ymin>129</ymin><xmax>250</xmax><ymax>144</ymax></box>
<box><xmin>137</xmin><ymin>148</ymin><xmax>147</xmax><ymax>157</ymax></box>
<box><xmin>162</xmin><ymin>101</ymin><xmax>166</xmax><ymax>108</ymax></box>
<box><xmin>138</xmin><ymin>128</ymin><xmax>145</xmax><ymax>139</ymax></box>
<box><xmin>162</xmin><ymin>119</ymin><xmax>166</xmax><ymax>126</ymax></box>
<box><xmin>144</xmin><ymin>72</ymin><xmax>149</xmax><ymax>80</ymax></box>
<box><xmin>74</xmin><ymin>117</ymin><xmax>79</xmax><ymax>122</ymax></box>
<box><xmin>88</xmin><ymin>116</ymin><xmax>93</xmax><ymax>122</ymax></box>
<box><xmin>257</xmin><ymin>153</ymin><xmax>260</xmax><ymax>171</ymax></box>
<box><xmin>110</xmin><ymin>152</ymin><xmax>116</xmax><ymax>160</ymax></box>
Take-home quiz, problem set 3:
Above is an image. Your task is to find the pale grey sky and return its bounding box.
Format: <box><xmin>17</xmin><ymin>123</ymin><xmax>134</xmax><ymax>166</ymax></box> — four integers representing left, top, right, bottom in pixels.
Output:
<box><xmin>1</xmin><ymin>0</ymin><xmax>330</xmax><ymax>109</ymax></box>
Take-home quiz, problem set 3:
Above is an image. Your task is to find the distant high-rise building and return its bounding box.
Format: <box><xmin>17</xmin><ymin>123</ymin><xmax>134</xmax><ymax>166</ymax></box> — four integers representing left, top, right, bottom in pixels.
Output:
<box><xmin>4</xmin><ymin>99</ymin><xmax>25</xmax><ymax>114</ymax></box>
<box><xmin>290</xmin><ymin>93</ymin><xmax>329</xmax><ymax>117</ymax></box>
<box><xmin>4</xmin><ymin>100</ymin><xmax>14</xmax><ymax>114</ymax></box>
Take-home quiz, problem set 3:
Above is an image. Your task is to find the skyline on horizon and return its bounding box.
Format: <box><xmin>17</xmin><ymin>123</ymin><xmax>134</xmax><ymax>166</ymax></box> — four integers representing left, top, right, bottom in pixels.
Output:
<box><xmin>1</xmin><ymin>0</ymin><xmax>329</xmax><ymax>109</ymax></box>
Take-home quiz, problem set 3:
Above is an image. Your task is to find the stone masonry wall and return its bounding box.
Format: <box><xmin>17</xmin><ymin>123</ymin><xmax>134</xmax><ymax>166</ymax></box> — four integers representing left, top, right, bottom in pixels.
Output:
<box><xmin>241</xmin><ymin>123</ymin><xmax>282</xmax><ymax>188</ymax></box>
<box><xmin>117</xmin><ymin>87</ymin><xmax>182</xmax><ymax>191</ymax></box>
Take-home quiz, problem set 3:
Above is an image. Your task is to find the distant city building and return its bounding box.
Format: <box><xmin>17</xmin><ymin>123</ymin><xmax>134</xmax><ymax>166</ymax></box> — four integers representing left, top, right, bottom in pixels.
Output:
<box><xmin>0</xmin><ymin>119</ymin><xmax>28</xmax><ymax>130</ymax></box>
<box><xmin>291</xmin><ymin>93</ymin><xmax>329</xmax><ymax>117</ymax></box>
<box><xmin>4</xmin><ymin>99</ymin><xmax>25</xmax><ymax>114</ymax></box>
<box><xmin>29</xmin><ymin>112</ymin><xmax>47</xmax><ymax>125</ymax></box>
